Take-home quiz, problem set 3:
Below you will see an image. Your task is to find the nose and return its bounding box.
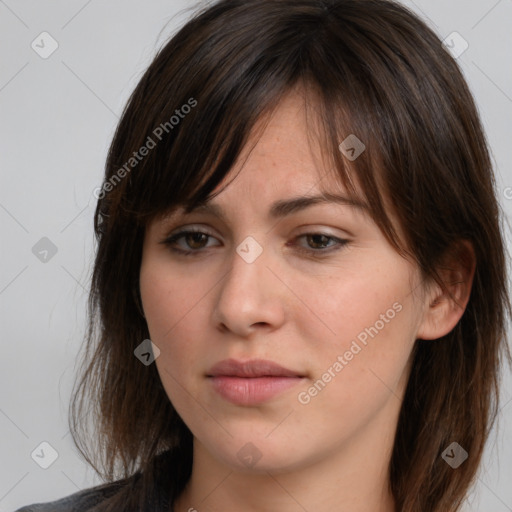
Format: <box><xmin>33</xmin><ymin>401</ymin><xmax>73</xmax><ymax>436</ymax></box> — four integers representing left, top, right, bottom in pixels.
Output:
<box><xmin>212</xmin><ymin>239</ymin><xmax>286</xmax><ymax>337</ymax></box>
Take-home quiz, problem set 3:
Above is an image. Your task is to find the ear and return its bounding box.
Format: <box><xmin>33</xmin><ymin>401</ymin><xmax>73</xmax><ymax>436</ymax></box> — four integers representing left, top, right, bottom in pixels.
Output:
<box><xmin>416</xmin><ymin>240</ymin><xmax>476</xmax><ymax>341</ymax></box>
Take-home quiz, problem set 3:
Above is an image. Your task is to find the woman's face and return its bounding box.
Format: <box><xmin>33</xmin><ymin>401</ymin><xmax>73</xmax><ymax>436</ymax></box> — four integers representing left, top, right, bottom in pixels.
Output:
<box><xmin>140</xmin><ymin>91</ymin><xmax>431</xmax><ymax>474</ymax></box>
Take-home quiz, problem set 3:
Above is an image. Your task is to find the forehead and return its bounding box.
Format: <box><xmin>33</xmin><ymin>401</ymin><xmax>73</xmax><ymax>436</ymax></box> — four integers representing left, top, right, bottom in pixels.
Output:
<box><xmin>154</xmin><ymin>87</ymin><xmax>405</xmax><ymax>250</ymax></box>
<box><xmin>236</xmin><ymin>89</ymin><xmax>327</xmax><ymax>178</ymax></box>
<box><xmin>157</xmin><ymin>88</ymin><xmax>382</xmax><ymax>228</ymax></box>
<box><xmin>166</xmin><ymin>91</ymin><xmax>370</xmax><ymax>220</ymax></box>
<box><xmin>207</xmin><ymin>89</ymin><xmax>359</xmax><ymax>198</ymax></box>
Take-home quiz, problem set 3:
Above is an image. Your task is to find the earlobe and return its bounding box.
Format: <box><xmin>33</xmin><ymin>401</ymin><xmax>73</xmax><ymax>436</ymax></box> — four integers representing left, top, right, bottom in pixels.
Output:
<box><xmin>416</xmin><ymin>240</ymin><xmax>476</xmax><ymax>341</ymax></box>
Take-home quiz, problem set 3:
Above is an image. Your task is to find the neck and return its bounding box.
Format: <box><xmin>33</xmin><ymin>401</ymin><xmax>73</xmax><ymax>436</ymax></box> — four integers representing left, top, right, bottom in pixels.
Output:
<box><xmin>173</xmin><ymin>416</ymin><xmax>397</xmax><ymax>512</ymax></box>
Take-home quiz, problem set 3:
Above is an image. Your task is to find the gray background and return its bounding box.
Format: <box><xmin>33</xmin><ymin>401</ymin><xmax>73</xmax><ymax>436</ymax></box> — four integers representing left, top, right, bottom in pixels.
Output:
<box><xmin>1</xmin><ymin>0</ymin><xmax>511</xmax><ymax>510</ymax></box>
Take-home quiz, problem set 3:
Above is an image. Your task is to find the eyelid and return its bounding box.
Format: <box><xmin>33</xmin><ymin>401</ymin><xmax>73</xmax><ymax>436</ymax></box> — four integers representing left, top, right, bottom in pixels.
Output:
<box><xmin>162</xmin><ymin>205</ymin><xmax>361</xmax><ymax>235</ymax></box>
<box><xmin>162</xmin><ymin>224</ymin><xmax>219</xmax><ymax>240</ymax></box>
<box><xmin>160</xmin><ymin>224</ymin><xmax>348</xmax><ymax>243</ymax></box>
<box><xmin>162</xmin><ymin>221</ymin><xmax>350</xmax><ymax>238</ymax></box>
<box><xmin>160</xmin><ymin>225</ymin><xmax>351</xmax><ymax>258</ymax></box>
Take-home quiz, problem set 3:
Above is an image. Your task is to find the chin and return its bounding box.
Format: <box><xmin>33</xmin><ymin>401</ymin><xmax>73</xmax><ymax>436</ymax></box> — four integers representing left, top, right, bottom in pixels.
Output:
<box><xmin>197</xmin><ymin>432</ymin><xmax>316</xmax><ymax>475</ymax></box>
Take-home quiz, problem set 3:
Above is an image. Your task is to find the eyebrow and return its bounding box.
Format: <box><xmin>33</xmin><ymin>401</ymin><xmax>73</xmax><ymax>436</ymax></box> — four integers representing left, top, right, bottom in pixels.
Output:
<box><xmin>178</xmin><ymin>192</ymin><xmax>369</xmax><ymax>221</ymax></box>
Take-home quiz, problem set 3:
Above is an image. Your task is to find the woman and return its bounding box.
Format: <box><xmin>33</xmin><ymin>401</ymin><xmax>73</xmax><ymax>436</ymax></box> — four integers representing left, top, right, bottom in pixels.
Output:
<box><xmin>17</xmin><ymin>0</ymin><xmax>511</xmax><ymax>510</ymax></box>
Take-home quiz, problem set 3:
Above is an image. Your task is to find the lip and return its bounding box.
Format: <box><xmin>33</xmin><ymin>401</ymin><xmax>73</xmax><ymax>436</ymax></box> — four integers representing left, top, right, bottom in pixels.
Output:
<box><xmin>207</xmin><ymin>358</ymin><xmax>305</xmax><ymax>378</ymax></box>
<box><xmin>207</xmin><ymin>358</ymin><xmax>306</xmax><ymax>406</ymax></box>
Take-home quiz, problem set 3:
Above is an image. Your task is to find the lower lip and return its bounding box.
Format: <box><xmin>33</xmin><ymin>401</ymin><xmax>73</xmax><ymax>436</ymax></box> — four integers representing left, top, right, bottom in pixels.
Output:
<box><xmin>209</xmin><ymin>376</ymin><xmax>304</xmax><ymax>406</ymax></box>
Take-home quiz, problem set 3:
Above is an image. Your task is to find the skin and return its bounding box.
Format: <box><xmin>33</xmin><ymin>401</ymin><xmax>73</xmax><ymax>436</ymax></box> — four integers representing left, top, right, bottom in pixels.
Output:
<box><xmin>140</xmin><ymin>89</ymin><xmax>474</xmax><ymax>512</ymax></box>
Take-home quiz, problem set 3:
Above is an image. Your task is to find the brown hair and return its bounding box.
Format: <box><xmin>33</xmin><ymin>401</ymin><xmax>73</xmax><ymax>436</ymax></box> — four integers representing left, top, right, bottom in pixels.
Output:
<box><xmin>70</xmin><ymin>0</ymin><xmax>512</xmax><ymax>510</ymax></box>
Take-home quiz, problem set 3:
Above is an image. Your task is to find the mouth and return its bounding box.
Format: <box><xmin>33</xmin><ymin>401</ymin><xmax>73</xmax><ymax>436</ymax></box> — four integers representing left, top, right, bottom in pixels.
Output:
<box><xmin>206</xmin><ymin>358</ymin><xmax>306</xmax><ymax>406</ymax></box>
<box><xmin>207</xmin><ymin>358</ymin><xmax>305</xmax><ymax>378</ymax></box>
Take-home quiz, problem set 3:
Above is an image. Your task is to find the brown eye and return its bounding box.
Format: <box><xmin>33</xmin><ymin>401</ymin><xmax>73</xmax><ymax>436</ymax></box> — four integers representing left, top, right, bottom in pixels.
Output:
<box><xmin>184</xmin><ymin>232</ymin><xmax>209</xmax><ymax>249</ymax></box>
<box><xmin>290</xmin><ymin>233</ymin><xmax>350</xmax><ymax>257</ymax></box>
<box><xmin>305</xmin><ymin>234</ymin><xmax>334</xmax><ymax>249</ymax></box>
<box><xmin>161</xmin><ymin>229</ymin><xmax>219</xmax><ymax>255</ymax></box>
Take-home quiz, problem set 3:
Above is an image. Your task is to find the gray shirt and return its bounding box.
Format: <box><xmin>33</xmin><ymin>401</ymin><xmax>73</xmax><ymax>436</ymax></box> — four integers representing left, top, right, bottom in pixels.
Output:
<box><xmin>13</xmin><ymin>479</ymin><xmax>139</xmax><ymax>512</ymax></box>
<box><xmin>13</xmin><ymin>450</ymin><xmax>181</xmax><ymax>512</ymax></box>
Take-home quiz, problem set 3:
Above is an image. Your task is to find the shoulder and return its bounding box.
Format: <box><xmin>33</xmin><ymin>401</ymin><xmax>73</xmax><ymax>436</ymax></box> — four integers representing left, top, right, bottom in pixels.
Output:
<box><xmin>14</xmin><ymin>449</ymin><xmax>182</xmax><ymax>512</ymax></box>
<box><xmin>13</xmin><ymin>479</ymin><xmax>130</xmax><ymax>512</ymax></box>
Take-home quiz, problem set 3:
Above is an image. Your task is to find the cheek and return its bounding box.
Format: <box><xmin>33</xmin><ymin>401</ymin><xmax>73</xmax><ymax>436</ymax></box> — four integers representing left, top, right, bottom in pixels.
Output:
<box><xmin>301</xmin><ymin>294</ymin><xmax>417</xmax><ymax>430</ymax></box>
<box><xmin>296</xmin><ymin>260</ymin><xmax>418</xmax><ymax>407</ymax></box>
<box><xmin>140</xmin><ymin>270</ymin><xmax>202</xmax><ymax>418</ymax></box>
<box><xmin>296</xmin><ymin>256</ymin><xmax>412</xmax><ymax>347</ymax></box>
<box><xmin>139</xmin><ymin>260</ymin><xmax>213</xmax><ymax>388</ymax></box>
<box><xmin>140</xmin><ymin>258</ymin><xmax>205</xmax><ymax>341</ymax></box>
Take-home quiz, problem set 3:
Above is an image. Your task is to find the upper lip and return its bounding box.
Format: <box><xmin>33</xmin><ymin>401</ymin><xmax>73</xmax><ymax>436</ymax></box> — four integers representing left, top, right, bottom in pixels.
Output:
<box><xmin>207</xmin><ymin>358</ymin><xmax>305</xmax><ymax>378</ymax></box>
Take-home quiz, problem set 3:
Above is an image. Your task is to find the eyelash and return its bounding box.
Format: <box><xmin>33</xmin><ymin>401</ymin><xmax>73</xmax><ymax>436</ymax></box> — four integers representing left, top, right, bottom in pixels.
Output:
<box><xmin>160</xmin><ymin>229</ymin><xmax>349</xmax><ymax>258</ymax></box>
